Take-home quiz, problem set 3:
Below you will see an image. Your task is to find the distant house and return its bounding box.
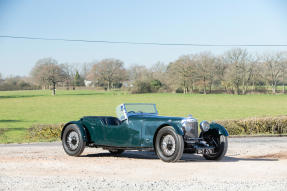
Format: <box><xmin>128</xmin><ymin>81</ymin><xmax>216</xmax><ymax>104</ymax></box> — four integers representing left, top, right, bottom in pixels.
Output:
<box><xmin>84</xmin><ymin>80</ymin><xmax>93</xmax><ymax>87</ymax></box>
<box><xmin>122</xmin><ymin>81</ymin><xmax>133</xmax><ymax>88</ymax></box>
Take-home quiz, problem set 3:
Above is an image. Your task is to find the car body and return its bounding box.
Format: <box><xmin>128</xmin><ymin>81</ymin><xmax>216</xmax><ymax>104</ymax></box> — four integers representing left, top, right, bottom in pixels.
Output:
<box><xmin>61</xmin><ymin>103</ymin><xmax>229</xmax><ymax>162</ymax></box>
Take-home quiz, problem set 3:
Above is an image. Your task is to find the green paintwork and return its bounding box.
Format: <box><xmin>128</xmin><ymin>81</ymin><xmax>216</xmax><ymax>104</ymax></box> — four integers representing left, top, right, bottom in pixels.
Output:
<box><xmin>128</xmin><ymin>115</ymin><xmax>184</xmax><ymax>147</ymax></box>
<box><xmin>61</xmin><ymin>121</ymin><xmax>88</xmax><ymax>142</ymax></box>
<box><xmin>65</xmin><ymin>115</ymin><xmax>185</xmax><ymax>148</ymax></box>
<box><xmin>210</xmin><ymin>122</ymin><xmax>229</xmax><ymax>136</ymax></box>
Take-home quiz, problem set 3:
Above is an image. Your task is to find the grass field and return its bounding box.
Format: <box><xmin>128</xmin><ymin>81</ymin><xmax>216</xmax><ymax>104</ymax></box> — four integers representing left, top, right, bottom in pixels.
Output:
<box><xmin>1</xmin><ymin>90</ymin><xmax>287</xmax><ymax>143</ymax></box>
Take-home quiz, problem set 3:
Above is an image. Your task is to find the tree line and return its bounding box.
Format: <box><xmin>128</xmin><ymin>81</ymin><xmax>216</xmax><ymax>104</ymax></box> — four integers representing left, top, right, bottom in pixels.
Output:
<box><xmin>1</xmin><ymin>48</ymin><xmax>287</xmax><ymax>95</ymax></box>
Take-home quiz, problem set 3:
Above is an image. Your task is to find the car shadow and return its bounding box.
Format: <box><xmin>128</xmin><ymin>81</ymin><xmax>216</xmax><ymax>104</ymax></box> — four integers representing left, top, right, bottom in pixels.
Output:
<box><xmin>179</xmin><ymin>155</ymin><xmax>278</xmax><ymax>162</ymax></box>
<box><xmin>82</xmin><ymin>150</ymin><xmax>158</xmax><ymax>160</ymax></box>
<box><xmin>82</xmin><ymin>150</ymin><xmax>278</xmax><ymax>162</ymax></box>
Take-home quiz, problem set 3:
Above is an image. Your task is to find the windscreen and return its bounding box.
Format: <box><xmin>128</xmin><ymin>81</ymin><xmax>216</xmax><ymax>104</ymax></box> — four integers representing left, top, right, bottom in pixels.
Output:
<box><xmin>124</xmin><ymin>104</ymin><xmax>157</xmax><ymax>115</ymax></box>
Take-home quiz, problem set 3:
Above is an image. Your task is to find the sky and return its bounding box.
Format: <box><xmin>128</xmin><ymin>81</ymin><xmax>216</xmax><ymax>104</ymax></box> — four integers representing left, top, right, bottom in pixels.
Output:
<box><xmin>0</xmin><ymin>0</ymin><xmax>287</xmax><ymax>77</ymax></box>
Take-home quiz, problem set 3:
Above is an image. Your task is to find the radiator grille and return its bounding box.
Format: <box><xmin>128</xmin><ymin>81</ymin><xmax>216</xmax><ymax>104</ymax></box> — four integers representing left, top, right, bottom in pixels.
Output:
<box><xmin>185</xmin><ymin>121</ymin><xmax>198</xmax><ymax>138</ymax></box>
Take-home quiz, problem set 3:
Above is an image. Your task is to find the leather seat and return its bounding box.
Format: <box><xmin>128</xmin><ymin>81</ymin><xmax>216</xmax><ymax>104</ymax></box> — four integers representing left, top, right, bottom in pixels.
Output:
<box><xmin>103</xmin><ymin>117</ymin><xmax>121</xmax><ymax>126</ymax></box>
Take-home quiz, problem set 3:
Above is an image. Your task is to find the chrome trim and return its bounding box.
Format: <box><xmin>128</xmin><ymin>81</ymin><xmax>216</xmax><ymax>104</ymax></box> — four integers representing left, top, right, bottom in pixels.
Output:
<box><xmin>181</xmin><ymin>117</ymin><xmax>198</xmax><ymax>138</ymax></box>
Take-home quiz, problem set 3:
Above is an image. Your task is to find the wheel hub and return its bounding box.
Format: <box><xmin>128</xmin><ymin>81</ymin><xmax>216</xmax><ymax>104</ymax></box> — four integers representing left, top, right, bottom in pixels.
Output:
<box><xmin>161</xmin><ymin>135</ymin><xmax>176</xmax><ymax>156</ymax></box>
<box><xmin>67</xmin><ymin>131</ymin><xmax>79</xmax><ymax>151</ymax></box>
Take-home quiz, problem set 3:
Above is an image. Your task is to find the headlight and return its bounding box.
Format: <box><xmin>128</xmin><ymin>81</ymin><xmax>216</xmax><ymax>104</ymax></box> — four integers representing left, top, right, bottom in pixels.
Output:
<box><xmin>200</xmin><ymin>120</ymin><xmax>210</xmax><ymax>132</ymax></box>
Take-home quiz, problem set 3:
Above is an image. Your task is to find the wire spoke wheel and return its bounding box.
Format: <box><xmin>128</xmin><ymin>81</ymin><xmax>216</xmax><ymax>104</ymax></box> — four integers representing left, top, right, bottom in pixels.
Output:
<box><xmin>66</xmin><ymin>131</ymin><xmax>79</xmax><ymax>151</ymax></box>
<box><xmin>203</xmin><ymin>132</ymin><xmax>228</xmax><ymax>160</ymax></box>
<box><xmin>160</xmin><ymin>134</ymin><xmax>176</xmax><ymax>156</ymax></box>
<box><xmin>62</xmin><ymin>124</ymin><xmax>86</xmax><ymax>156</ymax></box>
<box><xmin>155</xmin><ymin>126</ymin><xmax>184</xmax><ymax>162</ymax></box>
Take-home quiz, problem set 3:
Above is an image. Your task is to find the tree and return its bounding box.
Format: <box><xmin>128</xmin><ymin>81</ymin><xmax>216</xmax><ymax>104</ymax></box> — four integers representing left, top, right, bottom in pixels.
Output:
<box><xmin>0</xmin><ymin>73</ymin><xmax>3</xmax><ymax>84</ymax></box>
<box><xmin>150</xmin><ymin>62</ymin><xmax>167</xmax><ymax>81</ymax></box>
<box><xmin>167</xmin><ymin>55</ymin><xmax>196</xmax><ymax>93</ymax></box>
<box><xmin>80</xmin><ymin>62</ymin><xmax>93</xmax><ymax>80</ymax></box>
<box><xmin>60</xmin><ymin>64</ymin><xmax>85</xmax><ymax>89</ymax></box>
<box><xmin>30</xmin><ymin>58</ymin><xmax>66</xmax><ymax>95</ymax></box>
<box><xmin>280</xmin><ymin>52</ymin><xmax>287</xmax><ymax>94</ymax></box>
<box><xmin>131</xmin><ymin>81</ymin><xmax>152</xmax><ymax>93</ymax></box>
<box><xmin>263</xmin><ymin>53</ymin><xmax>283</xmax><ymax>94</ymax></box>
<box><xmin>60</xmin><ymin>63</ymin><xmax>74</xmax><ymax>90</ymax></box>
<box><xmin>195</xmin><ymin>52</ymin><xmax>216</xmax><ymax>94</ymax></box>
<box><xmin>128</xmin><ymin>65</ymin><xmax>150</xmax><ymax>82</ymax></box>
<box><xmin>88</xmin><ymin>58</ymin><xmax>127</xmax><ymax>90</ymax></box>
<box><xmin>249</xmin><ymin>59</ymin><xmax>265</xmax><ymax>93</ymax></box>
<box><xmin>213</xmin><ymin>56</ymin><xmax>228</xmax><ymax>93</ymax></box>
<box><xmin>0</xmin><ymin>76</ymin><xmax>39</xmax><ymax>91</ymax></box>
<box><xmin>223</xmin><ymin>48</ymin><xmax>250</xmax><ymax>95</ymax></box>
<box><xmin>150</xmin><ymin>79</ymin><xmax>162</xmax><ymax>92</ymax></box>
<box><xmin>74</xmin><ymin>70</ymin><xmax>84</xmax><ymax>87</ymax></box>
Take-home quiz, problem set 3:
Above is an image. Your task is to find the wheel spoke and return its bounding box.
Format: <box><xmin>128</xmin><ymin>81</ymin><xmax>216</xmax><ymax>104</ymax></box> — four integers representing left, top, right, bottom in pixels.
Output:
<box><xmin>66</xmin><ymin>131</ymin><xmax>79</xmax><ymax>151</ymax></box>
<box><xmin>161</xmin><ymin>135</ymin><xmax>176</xmax><ymax>156</ymax></box>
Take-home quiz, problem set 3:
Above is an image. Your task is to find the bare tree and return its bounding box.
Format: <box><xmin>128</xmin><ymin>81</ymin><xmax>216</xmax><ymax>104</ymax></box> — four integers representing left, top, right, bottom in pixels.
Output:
<box><xmin>88</xmin><ymin>58</ymin><xmax>127</xmax><ymax>90</ymax></box>
<box><xmin>249</xmin><ymin>59</ymin><xmax>264</xmax><ymax>93</ymax></box>
<box><xmin>263</xmin><ymin>53</ymin><xmax>283</xmax><ymax>94</ymax></box>
<box><xmin>128</xmin><ymin>65</ymin><xmax>150</xmax><ymax>82</ymax></box>
<box><xmin>211</xmin><ymin>56</ymin><xmax>227</xmax><ymax>93</ymax></box>
<box><xmin>195</xmin><ymin>52</ymin><xmax>216</xmax><ymax>94</ymax></box>
<box><xmin>223</xmin><ymin>48</ymin><xmax>250</xmax><ymax>95</ymax></box>
<box><xmin>167</xmin><ymin>55</ymin><xmax>196</xmax><ymax>93</ymax></box>
<box><xmin>280</xmin><ymin>52</ymin><xmax>287</xmax><ymax>94</ymax></box>
<box><xmin>0</xmin><ymin>73</ymin><xmax>4</xmax><ymax>86</ymax></box>
<box><xmin>30</xmin><ymin>58</ymin><xmax>66</xmax><ymax>95</ymax></box>
<box><xmin>60</xmin><ymin>64</ymin><xmax>84</xmax><ymax>90</ymax></box>
<box><xmin>60</xmin><ymin>63</ymin><xmax>74</xmax><ymax>90</ymax></box>
<box><xmin>150</xmin><ymin>62</ymin><xmax>167</xmax><ymax>81</ymax></box>
<box><xmin>81</xmin><ymin>62</ymin><xmax>93</xmax><ymax>80</ymax></box>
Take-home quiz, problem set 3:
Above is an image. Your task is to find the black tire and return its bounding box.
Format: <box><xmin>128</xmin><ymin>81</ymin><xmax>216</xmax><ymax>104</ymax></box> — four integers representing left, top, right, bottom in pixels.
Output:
<box><xmin>203</xmin><ymin>134</ymin><xmax>228</xmax><ymax>160</ymax></box>
<box><xmin>108</xmin><ymin>149</ymin><xmax>125</xmax><ymax>155</ymax></box>
<box><xmin>62</xmin><ymin>124</ymin><xmax>86</xmax><ymax>156</ymax></box>
<box><xmin>155</xmin><ymin>126</ymin><xmax>184</xmax><ymax>162</ymax></box>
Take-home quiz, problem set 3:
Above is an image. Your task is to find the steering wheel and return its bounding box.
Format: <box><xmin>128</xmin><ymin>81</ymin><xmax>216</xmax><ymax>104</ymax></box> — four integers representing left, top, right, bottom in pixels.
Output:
<box><xmin>127</xmin><ymin>111</ymin><xmax>136</xmax><ymax>114</ymax></box>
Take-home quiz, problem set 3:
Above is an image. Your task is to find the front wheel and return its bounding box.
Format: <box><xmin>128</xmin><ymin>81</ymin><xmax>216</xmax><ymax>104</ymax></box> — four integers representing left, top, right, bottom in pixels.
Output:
<box><xmin>203</xmin><ymin>134</ymin><xmax>228</xmax><ymax>160</ymax></box>
<box><xmin>62</xmin><ymin>124</ymin><xmax>86</xmax><ymax>156</ymax></box>
<box><xmin>155</xmin><ymin>126</ymin><xmax>184</xmax><ymax>162</ymax></box>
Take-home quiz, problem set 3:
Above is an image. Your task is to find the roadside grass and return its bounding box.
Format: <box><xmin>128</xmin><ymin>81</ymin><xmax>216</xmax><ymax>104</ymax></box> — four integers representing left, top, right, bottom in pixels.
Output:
<box><xmin>1</xmin><ymin>90</ymin><xmax>287</xmax><ymax>143</ymax></box>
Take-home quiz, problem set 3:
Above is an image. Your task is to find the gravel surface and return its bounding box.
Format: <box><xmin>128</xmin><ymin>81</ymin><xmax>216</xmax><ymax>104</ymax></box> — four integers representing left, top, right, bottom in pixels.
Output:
<box><xmin>0</xmin><ymin>137</ymin><xmax>287</xmax><ymax>191</ymax></box>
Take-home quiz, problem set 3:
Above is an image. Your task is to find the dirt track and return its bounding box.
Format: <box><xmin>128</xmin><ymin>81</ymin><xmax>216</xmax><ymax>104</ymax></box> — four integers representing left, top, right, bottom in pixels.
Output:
<box><xmin>1</xmin><ymin>137</ymin><xmax>287</xmax><ymax>191</ymax></box>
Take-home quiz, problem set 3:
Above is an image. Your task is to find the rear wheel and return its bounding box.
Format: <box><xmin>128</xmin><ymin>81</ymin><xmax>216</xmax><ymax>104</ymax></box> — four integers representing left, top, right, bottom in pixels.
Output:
<box><xmin>62</xmin><ymin>124</ymin><xmax>86</xmax><ymax>156</ymax></box>
<box><xmin>202</xmin><ymin>130</ymin><xmax>228</xmax><ymax>160</ymax></box>
<box><xmin>155</xmin><ymin>126</ymin><xmax>184</xmax><ymax>162</ymax></box>
<box><xmin>108</xmin><ymin>149</ymin><xmax>125</xmax><ymax>155</ymax></box>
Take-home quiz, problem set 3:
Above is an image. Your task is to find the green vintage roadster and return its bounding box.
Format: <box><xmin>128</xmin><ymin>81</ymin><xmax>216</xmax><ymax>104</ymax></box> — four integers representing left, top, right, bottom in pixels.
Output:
<box><xmin>61</xmin><ymin>103</ymin><xmax>228</xmax><ymax>162</ymax></box>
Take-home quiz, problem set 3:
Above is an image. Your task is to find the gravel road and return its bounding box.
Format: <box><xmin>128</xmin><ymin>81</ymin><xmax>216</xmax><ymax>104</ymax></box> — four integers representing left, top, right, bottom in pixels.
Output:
<box><xmin>1</xmin><ymin>137</ymin><xmax>287</xmax><ymax>191</ymax></box>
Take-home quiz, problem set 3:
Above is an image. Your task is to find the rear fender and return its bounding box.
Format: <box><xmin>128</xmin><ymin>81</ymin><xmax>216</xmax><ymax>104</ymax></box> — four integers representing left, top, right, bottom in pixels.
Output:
<box><xmin>209</xmin><ymin>122</ymin><xmax>229</xmax><ymax>136</ymax></box>
<box><xmin>61</xmin><ymin>121</ymin><xmax>89</xmax><ymax>142</ymax></box>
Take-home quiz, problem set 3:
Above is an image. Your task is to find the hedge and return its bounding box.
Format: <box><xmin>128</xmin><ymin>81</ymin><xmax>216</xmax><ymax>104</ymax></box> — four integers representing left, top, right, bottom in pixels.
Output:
<box><xmin>216</xmin><ymin>116</ymin><xmax>287</xmax><ymax>135</ymax></box>
<box><xmin>27</xmin><ymin>123</ymin><xmax>64</xmax><ymax>142</ymax></box>
<box><xmin>0</xmin><ymin>128</ymin><xmax>5</xmax><ymax>135</ymax></box>
<box><xmin>0</xmin><ymin>128</ymin><xmax>7</xmax><ymax>141</ymax></box>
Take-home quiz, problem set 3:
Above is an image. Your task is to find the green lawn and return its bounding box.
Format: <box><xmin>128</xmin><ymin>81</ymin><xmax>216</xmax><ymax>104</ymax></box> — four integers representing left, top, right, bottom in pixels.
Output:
<box><xmin>1</xmin><ymin>90</ymin><xmax>287</xmax><ymax>143</ymax></box>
